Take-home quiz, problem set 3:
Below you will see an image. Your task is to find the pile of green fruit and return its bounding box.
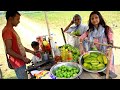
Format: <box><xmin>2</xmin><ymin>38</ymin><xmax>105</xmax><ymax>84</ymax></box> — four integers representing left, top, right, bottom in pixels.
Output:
<box><xmin>71</xmin><ymin>30</ymin><xmax>80</xmax><ymax>36</ymax></box>
<box><xmin>60</xmin><ymin>44</ymin><xmax>80</xmax><ymax>62</ymax></box>
<box><xmin>55</xmin><ymin>65</ymin><xmax>79</xmax><ymax>78</ymax></box>
<box><xmin>82</xmin><ymin>52</ymin><xmax>108</xmax><ymax>71</ymax></box>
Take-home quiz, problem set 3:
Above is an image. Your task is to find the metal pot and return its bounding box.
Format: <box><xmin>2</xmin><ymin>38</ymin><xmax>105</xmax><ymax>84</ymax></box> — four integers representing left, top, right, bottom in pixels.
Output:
<box><xmin>79</xmin><ymin>51</ymin><xmax>108</xmax><ymax>73</ymax></box>
<box><xmin>50</xmin><ymin>62</ymin><xmax>83</xmax><ymax>79</ymax></box>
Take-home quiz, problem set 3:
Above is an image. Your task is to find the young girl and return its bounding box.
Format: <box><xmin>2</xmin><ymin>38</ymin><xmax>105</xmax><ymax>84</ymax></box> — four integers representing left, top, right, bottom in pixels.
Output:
<box><xmin>80</xmin><ymin>11</ymin><xmax>114</xmax><ymax>72</ymax></box>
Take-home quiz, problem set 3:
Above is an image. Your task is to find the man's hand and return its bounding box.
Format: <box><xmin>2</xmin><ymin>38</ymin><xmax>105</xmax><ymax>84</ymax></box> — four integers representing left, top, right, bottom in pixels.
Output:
<box><xmin>22</xmin><ymin>57</ymin><xmax>31</xmax><ymax>64</ymax></box>
<box><xmin>35</xmin><ymin>50</ymin><xmax>43</xmax><ymax>54</ymax></box>
<box><xmin>24</xmin><ymin>47</ymin><xmax>36</xmax><ymax>55</ymax></box>
<box><xmin>31</xmin><ymin>51</ymin><xmax>36</xmax><ymax>55</ymax></box>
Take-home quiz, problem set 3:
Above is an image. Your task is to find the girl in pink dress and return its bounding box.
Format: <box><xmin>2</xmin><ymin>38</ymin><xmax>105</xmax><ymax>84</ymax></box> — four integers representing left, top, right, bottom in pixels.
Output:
<box><xmin>80</xmin><ymin>11</ymin><xmax>114</xmax><ymax>72</ymax></box>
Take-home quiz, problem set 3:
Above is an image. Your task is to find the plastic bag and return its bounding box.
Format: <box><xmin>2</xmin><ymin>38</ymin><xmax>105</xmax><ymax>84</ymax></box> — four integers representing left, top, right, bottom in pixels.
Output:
<box><xmin>31</xmin><ymin>70</ymin><xmax>56</xmax><ymax>79</ymax></box>
<box><xmin>66</xmin><ymin>34</ymin><xmax>80</xmax><ymax>49</ymax></box>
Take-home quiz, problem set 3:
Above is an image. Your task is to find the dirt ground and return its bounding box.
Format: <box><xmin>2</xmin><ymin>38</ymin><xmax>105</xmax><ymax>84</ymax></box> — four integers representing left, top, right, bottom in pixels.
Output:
<box><xmin>0</xmin><ymin>15</ymin><xmax>120</xmax><ymax>79</ymax></box>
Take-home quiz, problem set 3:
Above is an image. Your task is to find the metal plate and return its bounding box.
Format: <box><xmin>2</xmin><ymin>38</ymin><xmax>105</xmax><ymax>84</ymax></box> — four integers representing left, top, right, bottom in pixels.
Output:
<box><xmin>50</xmin><ymin>62</ymin><xmax>83</xmax><ymax>79</ymax></box>
<box><xmin>79</xmin><ymin>51</ymin><xmax>108</xmax><ymax>73</ymax></box>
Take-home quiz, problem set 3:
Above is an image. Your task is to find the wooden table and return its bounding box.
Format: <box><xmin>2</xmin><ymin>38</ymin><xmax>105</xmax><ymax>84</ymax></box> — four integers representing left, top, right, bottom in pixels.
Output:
<box><xmin>77</xmin><ymin>70</ymin><xmax>117</xmax><ymax>79</ymax></box>
<box><xmin>26</xmin><ymin>60</ymin><xmax>117</xmax><ymax>79</ymax></box>
<box><xmin>79</xmin><ymin>71</ymin><xmax>105</xmax><ymax>79</ymax></box>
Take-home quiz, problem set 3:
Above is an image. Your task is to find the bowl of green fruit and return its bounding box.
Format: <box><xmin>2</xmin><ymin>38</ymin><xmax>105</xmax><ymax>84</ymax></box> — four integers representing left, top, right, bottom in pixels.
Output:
<box><xmin>79</xmin><ymin>51</ymin><xmax>108</xmax><ymax>73</ymax></box>
<box><xmin>50</xmin><ymin>62</ymin><xmax>83</xmax><ymax>79</ymax></box>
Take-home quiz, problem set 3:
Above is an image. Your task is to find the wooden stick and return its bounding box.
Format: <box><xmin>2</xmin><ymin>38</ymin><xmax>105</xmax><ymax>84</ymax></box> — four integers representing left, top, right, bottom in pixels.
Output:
<box><xmin>68</xmin><ymin>33</ymin><xmax>120</xmax><ymax>49</ymax></box>
<box><xmin>70</xmin><ymin>34</ymin><xmax>120</xmax><ymax>49</ymax></box>
<box><xmin>106</xmin><ymin>48</ymin><xmax>112</xmax><ymax>79</ymax></box>
<box><xmin>44</xmin><ymin>11</ymin><xmax>55</xmax><ymax>58</ymax></box>
<box><xmin>86</xmin><ymin>40</ymin><xmax>120</xmax><ymax>49</ymax></box>
<box><xmin>44</xmin><ymin>11</ymin><xmax>51</xmax><ymax>38</ymax></box>
<box><xmin>61</xmin><ymin>28</ymin><xmax>67</xmax><ymax>44</ymax></box>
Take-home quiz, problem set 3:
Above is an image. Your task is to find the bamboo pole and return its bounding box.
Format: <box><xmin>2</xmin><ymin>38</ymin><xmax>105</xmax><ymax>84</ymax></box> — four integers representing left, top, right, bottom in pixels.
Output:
<box><xmin>44</xmin><ymin>11</ymin><xmax>55</xmax><ymax>58</ymax></box>
<box><xmin>105</xmin><ymin>47</ymin><xmax>112</xmax><ymax>79</ymax></box>
<box><xmin>44</xmin><ymin>11</ymin><xmax>51</xmax><ymax>38</ymax></box>
<box><xmin>86</xmin><ymin>40</ymin><xmax>120</xmax><ymax>49</ymax></box>
<box><xmin>69</xmin><ymin>33</ymin><xmax>120</xmax><ymax>49</ymax></box>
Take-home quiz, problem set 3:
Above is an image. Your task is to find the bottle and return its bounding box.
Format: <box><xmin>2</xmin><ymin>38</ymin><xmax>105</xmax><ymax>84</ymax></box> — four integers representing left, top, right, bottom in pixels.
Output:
<box><xmin>67</xmin><ymin>51</ymin><xmax>73</xmax><ymax>61</ymax></box>
<box><xmin>48</xmin><ymin>34</ymin><xmax>55</xmax><ymax>54</ymax></box>
<box><xmin>54</xmin><ymin>42</ymin><xmax>61</xmax><ymax>63</ymax></box>
<box><xmin>65</xmin><ymin>49</ymin><xmax>68</xmax><ymax>62</ymax></box>
<box><xmin>43</xmin><ymin>52</ymin><xmax>48</xmax><ymax>61</ymax></box>
<box><xmin>54</xmin><ymin>42</ymin><xmax>57</xmax><ymax>51</ymax></box>
<box><xmin>61</xmin><ymin>51</ymin><xmax>65</xmax><ymax>61</ymax></box>
<box><xmin>61</xmin><ymin>47</ymin><xmax>67</xmax><ymax>61</ymax></box>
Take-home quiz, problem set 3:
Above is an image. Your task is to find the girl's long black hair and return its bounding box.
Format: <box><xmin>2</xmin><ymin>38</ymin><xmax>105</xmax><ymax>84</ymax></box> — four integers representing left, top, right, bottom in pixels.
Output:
<box><xmin>88</xmin><ymin>11</ymin><xmax>113</xmax><ymax>44</ymax></box>
<box><xmin>88</xmin><ymin>11</ymin><xmax>107</xmax><ymax>31</ymax></box>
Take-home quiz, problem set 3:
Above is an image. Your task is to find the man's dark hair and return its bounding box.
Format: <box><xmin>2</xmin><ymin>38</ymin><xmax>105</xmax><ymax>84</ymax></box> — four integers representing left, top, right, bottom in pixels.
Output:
<box><xmin>6</xmin><ymin>10</ymin><xmax>21</xmax><ymax>21</ymax></box>
<box><xmin>31</xmin><ymin>41</ymin><xmax>39</xmax><ymax>48</ymax></box>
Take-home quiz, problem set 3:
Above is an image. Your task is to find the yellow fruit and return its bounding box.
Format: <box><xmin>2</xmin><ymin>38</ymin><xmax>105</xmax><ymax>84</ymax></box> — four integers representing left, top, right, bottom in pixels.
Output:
<box><xmin>97</xmin><ymin>63</ymin><xmax>105</xmax><ymax>70</ymax></box>
<box><xmin>43</xmin><ymin>41</ymin><xmax>48</xmax><ymax>46</ymax></box>
<box><xmin>97</xmin><ymin>55</ymin><xmax>104</xmax><ymax>63</ymax></box>
<box><xmin>90</xmin><ymin>53</ymin><xmax>98</xmax><ymax>58</ymax></box>
<box><xmin>65</xmin><ymin>49</ymin><xmax>68</xmax><ymax>52</ymax></box>
<box><xmin>103</xmin><ymin>55</ymin><xmax>108</xmax><ymax>64</ymax></box>
<box><xmin>83</xmin><ymin>53</ymin><xmax>90</xmax><ymax>59</ymax></box>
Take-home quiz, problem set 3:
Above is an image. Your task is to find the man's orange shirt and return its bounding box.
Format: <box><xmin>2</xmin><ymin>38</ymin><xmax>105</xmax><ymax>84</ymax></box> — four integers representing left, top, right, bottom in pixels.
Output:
<box><xmin>2</xmin><ymin>26</ymin><xmax>26</xmax><ymax>69</ymax></box>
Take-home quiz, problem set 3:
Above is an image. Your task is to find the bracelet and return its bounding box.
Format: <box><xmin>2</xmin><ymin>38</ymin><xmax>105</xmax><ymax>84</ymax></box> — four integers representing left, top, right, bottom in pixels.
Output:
<box><xmin>106</xmin><ymin>47</ymin><xmax>112</xmax><ymax>51</ymax></box>
<box><xmin>80</xmin><ymin>42</ymin><xmax>82</xmax><ymax>44</ymax></box>
<box><xmin>106</xmin><ymin>48</ymin><xmax>110</xmax><ymax>51</ymax></box>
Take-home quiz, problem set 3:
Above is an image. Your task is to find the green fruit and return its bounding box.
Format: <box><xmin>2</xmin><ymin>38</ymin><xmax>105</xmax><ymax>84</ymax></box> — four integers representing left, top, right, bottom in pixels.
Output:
<box><xmin>73</xmin><ymin>55</ymin><xmax>78</xmax><ymax>60</ymax></box>
<box><xmin>67</xmin><ymin>74</ymin><xmax>71</xmax><ymax>78</ymax></box>
<box><xmin>68</xmin><ymin>67</ymin><xmax>72</xmax><ymax>71</ymax></box>
<box><xmin>91</xmin><ymin>62</ymin><xmax>99</xmax><ymax>66</ymax></box>
<box><xmin>55</xmin><ymin>65</ymin><xmax>79</xmax><ymax>78</ymax></box>
<box><xmin>97</xmin><ymin>55</ymin><xmax>104</xmax><ymax>63</ymax></box>
<box><xmin>90</xmin><ymin>59</ymin><xmax>99</xmax><ymax>63</ymax></box>
<box><xmin>83</xmin><ymin>63</ymin><xmax>92</xmax><ymax>70</ymax></box>
<box><xmin>97</xmin><ymin>63</ymin><xmax>105</xmax><ymax>70</ymax></box>
<box><xmin>91</xmin><ymin>46</ymin><xmax>98</xmax><ymax>51</ymax></box>
<box><xmin>83</xmin><ymin>53</ymin><xmax>90</xmax><ymax>59</ymax></box>
<box><xmin>90</xmin><ymin>53</ymin><xmax>98</xmax><ymax>58</ymax></box>
<box><xmin>73</xmin><ymin>73</ymin><xmax>77</xmax><ymax>77</ymax></box>
<box><xmin>71</xmin><ymin>31</ymin><xmax>76</xmax><ymax>36</ymax></box>
<box><xmin>75</xmin><ymin>30</ymin><xmax>80</xmax><ymax>35</ymax></box>
<box><xmin>84</xmin><ymin>59</ymin><xmax>91</xmax><ymax>63</ymax></box>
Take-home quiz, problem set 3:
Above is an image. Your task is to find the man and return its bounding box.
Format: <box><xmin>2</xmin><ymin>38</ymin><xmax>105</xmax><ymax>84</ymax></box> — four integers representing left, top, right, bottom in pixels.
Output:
<box><xmin>2</xmin><ymin>11</ymin><xmax>35</xmax><ymax>79</ymax></box>
<box><xmin>64</xmin><ymin>14</ymin><xmax>88</xmax><ymax>49</ymax></box>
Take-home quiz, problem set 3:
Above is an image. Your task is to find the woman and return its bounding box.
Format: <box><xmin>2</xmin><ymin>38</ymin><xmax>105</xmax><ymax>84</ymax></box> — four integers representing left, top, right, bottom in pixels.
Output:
<box><xmin>80</xmin><ymin>11</ymin><xmax>114</xmax><ymax>72</ymax></box>
<box><xmin>64</xmin><ymin>14</ymin><xmax>88</xmax><ymax>49</ymax></box>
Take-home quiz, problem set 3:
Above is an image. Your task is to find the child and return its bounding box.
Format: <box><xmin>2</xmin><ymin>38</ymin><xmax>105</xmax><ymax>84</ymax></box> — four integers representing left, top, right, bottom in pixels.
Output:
<box><xmin>31</xmin><ymin>41</ymin><xmax>43</xmax><ymax>64</ymax></box>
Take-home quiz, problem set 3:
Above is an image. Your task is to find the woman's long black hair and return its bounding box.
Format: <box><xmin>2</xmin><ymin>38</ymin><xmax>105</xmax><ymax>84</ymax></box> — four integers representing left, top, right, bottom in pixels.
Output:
<box><xmin>88</xmin><ymin>11</ymin><xmax>113</xmax><ymax>44</ymax></box>
<box><xmin>88</xmin><ymin>11</ymin><xmax>107</xmax><ymax>31</ymax></box>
